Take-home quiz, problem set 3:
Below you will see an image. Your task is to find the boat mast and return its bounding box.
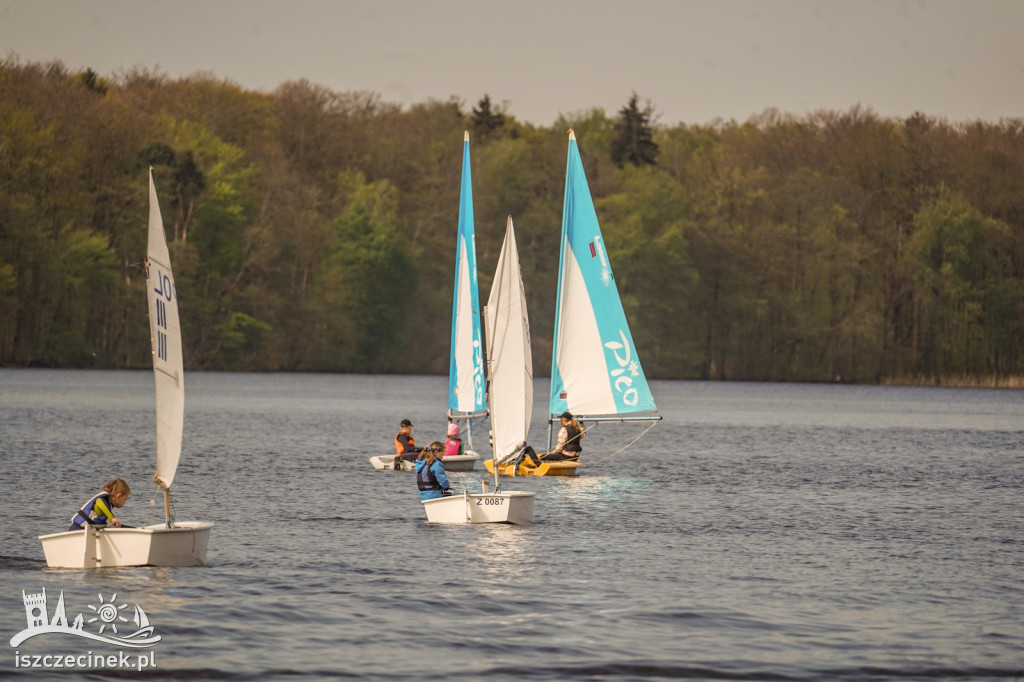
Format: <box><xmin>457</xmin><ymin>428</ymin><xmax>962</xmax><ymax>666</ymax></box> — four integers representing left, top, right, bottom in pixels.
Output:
<box><xmin>483</xmin><ymin>303</ymin><xmax>502</xmax><ymax>494</ymax></box>
<box><xmin>153</xmin><ymin>475</ymin><xmax>175</xmax><ymax>528</ymax></box>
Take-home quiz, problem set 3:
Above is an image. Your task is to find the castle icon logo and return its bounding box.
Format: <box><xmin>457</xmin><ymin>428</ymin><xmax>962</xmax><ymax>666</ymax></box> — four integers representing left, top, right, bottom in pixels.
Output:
<box><xmin>10</xmin><ymin>588</ymin><xmax>161</xmax><ymax>649</ymax></box>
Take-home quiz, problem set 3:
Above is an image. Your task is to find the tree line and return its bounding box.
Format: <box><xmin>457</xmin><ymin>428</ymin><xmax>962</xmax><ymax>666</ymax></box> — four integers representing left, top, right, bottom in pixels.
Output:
<box><xmin>1</xmin><ymin>59</ymin><xmax>1022</xmax><ymax>384</ymax></box>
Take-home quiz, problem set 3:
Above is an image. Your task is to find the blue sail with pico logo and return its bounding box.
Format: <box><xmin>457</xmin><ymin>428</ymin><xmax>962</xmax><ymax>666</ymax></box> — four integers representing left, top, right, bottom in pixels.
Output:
<box><xmin>549</xmin><ymin>130</ymin><xmax>657</xmax><ymax>419</ymax></box>
<box><xmin>448</xmin><ymin>132</ymin><xmax>487</xmax><ymax>417</ymax></box>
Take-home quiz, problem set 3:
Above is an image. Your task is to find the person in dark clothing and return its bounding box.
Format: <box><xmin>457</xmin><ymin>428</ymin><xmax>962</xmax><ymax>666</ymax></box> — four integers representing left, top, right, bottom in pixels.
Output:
<box><xmin>548</xmin><ymin>411</ymin><xmax>584</xmax><ymax>461</ymax></box>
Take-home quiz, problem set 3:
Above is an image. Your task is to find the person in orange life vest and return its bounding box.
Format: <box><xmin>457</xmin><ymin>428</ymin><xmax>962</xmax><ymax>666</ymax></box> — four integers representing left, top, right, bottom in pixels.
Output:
<box><xmin>68</xmin><ymin>478</ymin><xmax>131</xmax><ymax>531</ymax></box>
<box><xmin>547</xmin><ymin>411</ymin><xmax>584</xmax><ymax>461</ymax></box>
<box><xmin>442</xmin><ymin>422</ymin><xmax>465</xmax><ymax>458</ymax></box>
<box><xmin>395</xmin><ymin>418</ymin><xmax>422</xmax><ymax>465</ymax></box>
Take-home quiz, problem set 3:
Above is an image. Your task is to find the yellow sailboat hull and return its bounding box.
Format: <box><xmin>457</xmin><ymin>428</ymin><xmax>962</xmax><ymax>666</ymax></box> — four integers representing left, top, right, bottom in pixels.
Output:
<box><xmin>484</xmin><ymin>459</ymin><xmax>580</xmax><ymax>477</ymax></box>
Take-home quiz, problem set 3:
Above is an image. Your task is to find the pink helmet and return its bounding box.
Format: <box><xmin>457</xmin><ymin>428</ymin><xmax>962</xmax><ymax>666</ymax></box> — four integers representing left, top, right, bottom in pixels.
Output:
<box><xmin>447</xmin><ymin>423</ymin><xmax>460</xmax><ymax>437</ymax></box>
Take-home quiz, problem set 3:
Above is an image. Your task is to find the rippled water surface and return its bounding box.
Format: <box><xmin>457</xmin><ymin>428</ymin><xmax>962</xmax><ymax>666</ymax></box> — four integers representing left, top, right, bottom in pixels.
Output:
<box><xmin>1</xmin><ymin>370</ymin><xmax>1022</xmax><ymax>680</ymax></box>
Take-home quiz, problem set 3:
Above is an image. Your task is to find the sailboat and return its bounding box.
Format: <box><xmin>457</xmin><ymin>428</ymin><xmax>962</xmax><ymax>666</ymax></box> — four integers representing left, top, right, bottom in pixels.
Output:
<box><xmin>422</xmin><ymin>217</ymin><xmax>536</xmax><ymax>524</ymax></box>
<box><xmin>494</xmin><ymin>129</ymin><xmax>660</xmax><ymax>477</ymax></box>
<box><xmin>39</xmin><ymin>169</ymin><xmax>214</xmax><ymax>568</ymax></box>
<box><xmin>546</xmin><ymin>128</ymin><xmax>660</xmax><ymax>472</ymax></box>
<box><xmin>370</xmin><ymin>132</ymin><xmax>483</xmax><ymax>472</ymax></box>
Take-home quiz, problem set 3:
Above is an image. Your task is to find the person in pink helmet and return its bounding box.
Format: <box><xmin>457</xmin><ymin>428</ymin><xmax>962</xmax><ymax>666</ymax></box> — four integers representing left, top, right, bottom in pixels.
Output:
<box><xmin>442</xmin><ymin>422</ymin><xmax>464</xmax><ymax>459</ymax></box>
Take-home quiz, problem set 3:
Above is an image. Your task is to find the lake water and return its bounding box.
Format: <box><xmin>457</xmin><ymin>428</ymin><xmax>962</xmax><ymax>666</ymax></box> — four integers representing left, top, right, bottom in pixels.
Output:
<box><xmin>1</xmin><ymin>369</ymin><xmax>1022</xmax><ymax>681</ymax></box>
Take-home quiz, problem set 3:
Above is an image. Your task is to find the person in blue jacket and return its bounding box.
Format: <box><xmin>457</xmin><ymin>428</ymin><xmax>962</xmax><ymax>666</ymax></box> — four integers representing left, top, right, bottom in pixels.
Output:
<box><xmin>415</xmin><ymin>442</ymin><xmax>451</xmax><ymax>501</ymax></box>
<box><xmin>68</xmin><ymin>478</ymin><xmax>131</xmax><ymax>531</ymax></box>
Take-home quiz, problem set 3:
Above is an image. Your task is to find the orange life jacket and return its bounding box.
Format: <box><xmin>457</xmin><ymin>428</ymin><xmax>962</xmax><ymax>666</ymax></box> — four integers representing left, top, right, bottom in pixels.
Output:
<box><xmin>395</xmin><ymin>431</ymin><xmax>416</xmax><ymax>455</ymax></box>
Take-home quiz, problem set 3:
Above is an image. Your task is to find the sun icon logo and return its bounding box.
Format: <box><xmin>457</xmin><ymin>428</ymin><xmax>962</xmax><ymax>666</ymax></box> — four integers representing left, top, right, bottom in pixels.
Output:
<box><xmin>87</xmin><ymin>593</ymin><xmax>129</xmax><ymax>634</ymax></box>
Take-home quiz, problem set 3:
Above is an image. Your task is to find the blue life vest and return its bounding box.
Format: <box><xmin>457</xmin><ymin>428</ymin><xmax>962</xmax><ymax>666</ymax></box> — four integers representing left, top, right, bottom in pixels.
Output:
<box><xmin>71</xmin><ymin>492</ymin><xmax>112</xmax><ymax>528</ymax></box>
<box><xmin>417</xmin><ymin>462</ymin><xmax>441</xmax><ymax>491</ymax></box>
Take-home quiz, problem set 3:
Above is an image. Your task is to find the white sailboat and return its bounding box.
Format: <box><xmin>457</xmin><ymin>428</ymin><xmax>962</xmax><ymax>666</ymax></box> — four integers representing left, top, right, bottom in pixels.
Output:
<box><xmin>422</xmin><ymin>217</ymin><xmax>536</xmax><ymax>524</ymax></box>
<box><xmin>543</xmin><ymin>129</ymin><xmax>661</xmax><ymax>474</ymax></box>
<box><xmin>39</xmin><ymin>168</ymin><xmax>214</xmax><ymax>568</ymax></box>
<box><xmin>370</xmin><ymin>132</ymin><xmax>483</xmax><ymax>472</ymax></box>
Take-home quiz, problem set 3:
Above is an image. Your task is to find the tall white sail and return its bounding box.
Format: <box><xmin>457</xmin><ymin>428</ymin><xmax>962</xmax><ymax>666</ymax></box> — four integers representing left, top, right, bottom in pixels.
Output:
<box><xmin>147</xmin><ymin>169</ymin><xmax>185</xmax><ymax>489</ymax></box>
<box><xmin>549</xmin><ymin>130</ymin><xmax>657</xmax><ymax>419</ymax></box>
<box><xmin>485</xmin><ymin>217</ymin><xmax>533</xmax><ymax>460</ymax></box>
<box><xmin>448</xmin><ymin>132</ymin><xmax>487</xmax><ymax>416</ymax></box>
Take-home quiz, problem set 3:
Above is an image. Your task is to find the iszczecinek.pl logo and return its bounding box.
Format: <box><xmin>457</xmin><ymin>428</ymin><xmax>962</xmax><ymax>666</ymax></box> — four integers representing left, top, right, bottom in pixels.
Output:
<box><xmin>10</xmin><ymin>588</ymin><xmax>161</xmax><ymax>648</ymax></box>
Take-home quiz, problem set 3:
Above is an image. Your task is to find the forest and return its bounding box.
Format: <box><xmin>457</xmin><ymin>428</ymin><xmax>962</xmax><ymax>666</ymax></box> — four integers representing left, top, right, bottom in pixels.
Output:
<box><xmin>2</xmin><ymin>58</ymin><xmax>1023</xmax><ymax>385</ymax></box>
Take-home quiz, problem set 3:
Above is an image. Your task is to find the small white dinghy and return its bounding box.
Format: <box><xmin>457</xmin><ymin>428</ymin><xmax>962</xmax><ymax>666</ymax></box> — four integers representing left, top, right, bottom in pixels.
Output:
<box><xmin>423</xmin><ymin>217</ymin><xmax>536</xmax><ymax>524</ymax></box>
<box><xmin>370</xmin><ymin>452</ymin><xmax>480</xmax><ymax>472</ymax></box>
<box><xmin>39</xmin><ymin>169</ymin><xmax>213</xmax><ymax>568</ymax></box>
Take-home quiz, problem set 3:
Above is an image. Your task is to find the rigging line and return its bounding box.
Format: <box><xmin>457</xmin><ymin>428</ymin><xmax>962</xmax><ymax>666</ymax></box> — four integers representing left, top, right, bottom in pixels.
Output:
<box><xmin>577</xmin><ymin>420</ymin><xmax>660</xmax><ymax>466</ymax></box>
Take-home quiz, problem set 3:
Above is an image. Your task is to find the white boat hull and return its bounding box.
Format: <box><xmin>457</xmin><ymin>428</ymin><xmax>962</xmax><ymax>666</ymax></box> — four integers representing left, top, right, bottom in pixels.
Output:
<box><xmin>439</xmin><ymin>451</ymin><xmax>479</xmax><ymax>471</ymax></box>
<box><xmin>370</xmin><ymin>452</ymin><xmax>480</xmax><ymax>471</ymax></box>
<box><xmin>369</xmin><ymin>455</ymin><xmax>413</xmax><ymax>471</ymax></box>
<box><xmin>422</xmin><ymin>491</ymin><xmax>535</xmax><ymax>524</ymax></box>
<box><xmin>39</xmin><ymin>522</ymin><xmax>214</xmax><ymax>569</ymax></box>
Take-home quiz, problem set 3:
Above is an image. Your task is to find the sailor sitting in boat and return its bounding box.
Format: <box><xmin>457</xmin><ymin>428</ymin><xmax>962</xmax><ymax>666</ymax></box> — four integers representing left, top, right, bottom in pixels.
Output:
<box><xmin>546</xmin><ymin>412</ymin><xmax>584</xmax><ymax>461</ymax></box>
<box><xmin>394</xmin><ymin>418</ymin><xmax>423</xmax><ymax>466</ymax></box>
<box><xmin>442</xmin><ymin>423</ymin><xmax>464</xmax><ymax>458</ymax></box>
<box><xmin>415</xmin><ymin>443</ymin><xmax>451</xmax><ymax>500</ymax></box>
<box><xmin>68</xmin><ymin>478</ymin><xmax>131</xmax><ymax>531</ymax></box>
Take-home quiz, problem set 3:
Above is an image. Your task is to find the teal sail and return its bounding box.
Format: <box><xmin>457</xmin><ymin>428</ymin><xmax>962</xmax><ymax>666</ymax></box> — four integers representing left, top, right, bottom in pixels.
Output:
<box><xmin>549</xmin><ymin>130</ymin><xmax>657</xmax><ymax>420</ymax></box>
<box><xmin>448</xmin><ymin>132</ymin><xmax>487</xmax><ymax>417</ymax></box>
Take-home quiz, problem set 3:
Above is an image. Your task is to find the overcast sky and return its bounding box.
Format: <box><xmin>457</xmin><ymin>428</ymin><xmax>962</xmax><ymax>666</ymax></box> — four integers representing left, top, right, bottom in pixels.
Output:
<box><xmin>2</xmin><ymin>0</ymin><xmax>1022</xmax><ymax>126</ymax></box>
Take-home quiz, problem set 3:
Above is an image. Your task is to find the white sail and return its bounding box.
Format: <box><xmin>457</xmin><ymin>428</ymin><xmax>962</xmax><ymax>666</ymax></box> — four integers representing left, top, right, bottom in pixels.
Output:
<box><xmin>146</xmin><ymin>169</ymin><xmax>185</xmax><ymax>490</ymax></box>
<box><xmin>485</xmin><ymin>217</ymin><xmax>533</xmax><ymax>461</ymax></box>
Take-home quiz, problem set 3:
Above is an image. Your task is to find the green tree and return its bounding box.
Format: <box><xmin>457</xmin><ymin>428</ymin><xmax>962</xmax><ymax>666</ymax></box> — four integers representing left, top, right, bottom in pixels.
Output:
<box><xmin>471</xmin><ymin>94</ymin><xmax>505</xmax><ymax>140</ymax></box>
<box><xmin>318</xmin><ymin>176</ymin><xmax>417</xmax><ymax>371</ymax></box>
<box><xmin>610</xmin><ymin>93</ymin><xmax>658</xmax><ymax>168</ymax></box>
<box><xmin>905</xmin><ymin>190</ymin><xmax>1017</xmax><ymax>377</ymax></box>
<box><xmin>597</xmin><ymin>165</ymin><xmax>697</xmax><ymax>377</ymax></box>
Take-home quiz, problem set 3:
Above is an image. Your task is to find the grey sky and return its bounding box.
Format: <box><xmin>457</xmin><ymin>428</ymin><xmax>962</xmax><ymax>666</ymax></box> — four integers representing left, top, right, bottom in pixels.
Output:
<box><xmin>2</xmin><ymin>0</ymin><xmax>1022</xmax><ymax>126</ymax></box>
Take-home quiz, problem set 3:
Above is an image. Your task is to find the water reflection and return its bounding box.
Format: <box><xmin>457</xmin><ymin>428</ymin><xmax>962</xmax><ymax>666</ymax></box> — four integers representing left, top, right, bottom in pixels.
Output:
<box><xmin>465</xmin><ymin>524</ymin><xmax>532</xmax><ymax>582</ymax></box>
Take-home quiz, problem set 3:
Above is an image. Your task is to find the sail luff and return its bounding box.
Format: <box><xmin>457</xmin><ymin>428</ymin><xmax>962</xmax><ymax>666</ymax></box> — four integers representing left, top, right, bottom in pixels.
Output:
<box><xmin>147</xmin><ymin>169</ymin><xmax>185</xmax><ymax>490</ymax></box>
<box><xmin>448</xmin><ymin>131</ymin><xmax>487</xmax><ymax>416</ymax></box>
<box><xmin>549</xmin><ymin>131</ymin><xmax>657</xmax><ymax>420</ymax></box>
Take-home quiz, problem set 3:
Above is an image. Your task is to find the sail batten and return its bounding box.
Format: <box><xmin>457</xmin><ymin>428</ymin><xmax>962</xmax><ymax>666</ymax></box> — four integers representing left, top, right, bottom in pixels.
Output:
<box><xmin>549</xmin><ymin>131</ymin><xmax>657</xmax><ymax>420</ymax></box>
<box><xmin>147</xmin><ymin>169</ymin><xmax>185</xmax><ymax>490</ymax></box>
<box><xmin>448</xmin><ymin>132</ymin><xmax>487</xmax><ymax>416</ymax></box>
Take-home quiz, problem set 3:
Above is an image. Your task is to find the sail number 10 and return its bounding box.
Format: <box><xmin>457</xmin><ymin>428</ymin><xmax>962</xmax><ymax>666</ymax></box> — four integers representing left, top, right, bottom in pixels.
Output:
<box><xmin>152</xmin><ymin>270</ymin><xmax>174</xmax><ymax>361</ymax></box>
